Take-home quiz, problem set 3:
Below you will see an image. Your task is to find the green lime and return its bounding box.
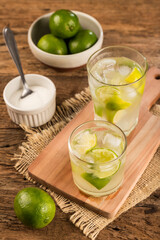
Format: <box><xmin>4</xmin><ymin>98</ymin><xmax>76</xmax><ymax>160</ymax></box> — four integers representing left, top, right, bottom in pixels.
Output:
<box><xmin>72</xmin><ymin>130</ymin><xmax>97</xmax><ymax>154</ymax></box>
<box><xmin>81</xmin><ymin>172</ymin><xmax>111</xmax><ymax>190</ymax></box>
<box><xmin>37</xmin><ymin>34</ymin><xmax>68</xmax><ymax>55</ymax></box>
<box><xmin>95</xmin><ymin>86</ymin><xmax>119</xmax><ymax>103</ymax></box>
<box><xmin>106</xmin><ymin>97</ymin><xmax>131</xmax><ymax>111</ymax></box>
<box><xmin>14</xmin><ymin>187</ymin><xmax>56</xmax><ymax>229</ymax></box>
<box><xmin>90</xmin><ymin>148</ymin><xmax>117</xmax><ymax>163</ymax></box>
<box><xmin>95</xmin><ymin>86</ymin><xmax>130</xmax><ymax>122</ymax></box>
<box><xmin>94</xmin><ymin>103</ymin><xmax>103</xmax><ymax>117</ymax></box>
<box><xmin>89</xmin><ymin>148</ymin><xmax>120</xmax><ymax>178</ymax></box>
<box><xmin>68</xmin><ymin>30</ymin><xmax>98</xmax><ymax>54</ymax></box>
<box><xmin>125</xmin><ymin>67</ymin><xmax>142</xmax><ymax>83</ymax></box>
<box><xmin>49</xmin><ymin>9</ymin><xmax>80</xmax><ymax>39</ymax></box>
<box><xmin>82</xmin><ymin>148</ymin><xmax>121</xmax><ymax>188</ymax></box>
<box><xmin>104</xmin><ymin>109</ymin><xmax>117</xmax><ymax>123</ymax></box>
<box><xmin>125</xmin><ymin>67</ymin><xmax>145</xmax><ymax>95</ymax></box>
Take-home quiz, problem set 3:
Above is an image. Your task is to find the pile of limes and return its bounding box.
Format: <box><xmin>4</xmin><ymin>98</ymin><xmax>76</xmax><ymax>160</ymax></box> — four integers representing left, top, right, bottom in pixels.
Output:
<box><xmin>37</xmin><ymin>9</ymin><xmax>98</xmax><ymax>55</ymax></box>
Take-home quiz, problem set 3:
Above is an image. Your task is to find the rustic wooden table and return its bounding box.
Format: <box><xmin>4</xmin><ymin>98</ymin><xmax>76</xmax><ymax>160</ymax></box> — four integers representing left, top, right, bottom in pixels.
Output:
<box><xmin>0</xmin><ymin>0</ymin><xmax>159</xmax><ymax>239</ymax></box>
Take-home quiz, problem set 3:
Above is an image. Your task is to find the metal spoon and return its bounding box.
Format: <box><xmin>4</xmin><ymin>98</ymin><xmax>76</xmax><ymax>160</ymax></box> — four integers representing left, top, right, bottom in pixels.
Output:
<box><xmin>3</xmin><ymin>27</ymin><xmax>33</xmax><ymax>99</ymax></box>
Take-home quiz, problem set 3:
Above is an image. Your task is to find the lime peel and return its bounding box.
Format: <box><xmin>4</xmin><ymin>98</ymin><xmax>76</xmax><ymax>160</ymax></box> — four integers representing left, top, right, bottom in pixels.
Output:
<box><xmin>89</xmin><ymin>148</ymin><xmax>118</xmax><ymax>163</ymax></box>
<box><xmin>86</xmin><ymin>148</ymin><xmax>121</xmax><ymax>179</ymax></box>
<box><xmin>125</xmin><ymin>67</ymin><xmax>145</xmax><ymax>95</ymax></box>
<box><xmin>95</xmin><ymin>86</ymin><xmax>131</xmax><ymax>122</ymax></box>
<box><xmin>81</xmin><ymin>172</ymin><xmax>111</xmax><ymax>190</ymax></box>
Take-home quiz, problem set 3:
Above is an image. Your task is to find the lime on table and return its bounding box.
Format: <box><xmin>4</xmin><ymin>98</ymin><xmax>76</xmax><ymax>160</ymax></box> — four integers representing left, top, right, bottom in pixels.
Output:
<box><xmin>37</xmin><ymin>34</ymin><xmax>68</xmax><ymax>55</ymax></box>
<box><xmin>14</xmin><ymin>187</ymin><xmax>56</xmax><ymax>228</ymax></box>
<box><xmin>72</xmin><ymin>130</ymin><xmax>97</xmax><ymax>154</ymax></box>
<box><xmin>125</xmin><ymin>67</ymin><xmax>145</xmax><ymax>94</ymax></box>
<box><xmin>68</xmin><ymin>30</ymin><xmax>98</xmax><ymax>54</ymax></box>
<box><xmin>49</xmin><ymin>9</ymin><xmax>80</xmax><ymax>39</ymax></box>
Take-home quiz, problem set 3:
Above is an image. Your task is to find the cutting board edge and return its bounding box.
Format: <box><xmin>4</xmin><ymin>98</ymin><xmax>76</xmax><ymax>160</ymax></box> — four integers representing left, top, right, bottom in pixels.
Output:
<box><xmin>28</xmin><ymin>171</ymin><xmax>112</xmax><ymax>218</ymax></box>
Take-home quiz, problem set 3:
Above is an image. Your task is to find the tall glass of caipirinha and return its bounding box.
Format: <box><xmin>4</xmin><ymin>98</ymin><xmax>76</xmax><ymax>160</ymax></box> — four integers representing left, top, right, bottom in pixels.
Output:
<box><xmin>87</xmin><ymin>46</ymin><xmax>148</xmax><ymax>136</ymax></box>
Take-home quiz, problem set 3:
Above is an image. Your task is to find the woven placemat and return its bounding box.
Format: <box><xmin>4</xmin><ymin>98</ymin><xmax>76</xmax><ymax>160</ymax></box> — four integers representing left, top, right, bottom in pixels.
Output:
<box><xmin>12</xmin><ymin>88</ymin><xmax>160</xmax><ymax>240</ymax></box>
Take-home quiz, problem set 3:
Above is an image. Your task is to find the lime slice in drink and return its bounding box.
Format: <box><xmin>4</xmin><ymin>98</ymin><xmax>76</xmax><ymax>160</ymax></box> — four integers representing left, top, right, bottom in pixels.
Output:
<box><xmin>81</xmin><ymin>172</ymin><xmax>111</xmax><ymax>190</ymax></box>
<box><xmin>95</xmin><ymin>86</ymin><xmax>131</xmax><ymax>122</ymax></box>
<box><xmin>90</xmin><ymin>148</ymin><xmax>121</xmax><ymax>178</ymax></box>
<box><xmin>90</xmin><ymin>148</ymin><xmax>117</xmax><ymax>163</ymax></box>
<box><xmin>72</xmin><ymin>130</ymin><xmax>97</xmax><ymax>154</ymax></box>
<box><xmin>105</xmin><ymin>97</ymin><xmax>131</xmax><ymax>111</ymax></box>
<box><xmin>81</xmin><ymin>148</ymin><xmax>120</xmax><ymax>189</ymax></box>
<box><xmin>95</xmin><ymin>86</ymin><xmax>119</xmax><ymax>103</ymax></box>
<box><xmin>125</xmin><ymin>67</ymin><xmax>145</xmax><ymax>95</ymax></box>
<box><xmin>94</xmin><ymin>103</ymin><xmax>103</xmax><ymax>117</ymax></box>
<box><xmin>87</xmin><ymin>148</ymin><xmax>121</xmax><ymax>179</ymax></box>
<box><xmin>125</xmin><ymin>67</ymin><xmax>142</xmax><ymax>83</ymax></box>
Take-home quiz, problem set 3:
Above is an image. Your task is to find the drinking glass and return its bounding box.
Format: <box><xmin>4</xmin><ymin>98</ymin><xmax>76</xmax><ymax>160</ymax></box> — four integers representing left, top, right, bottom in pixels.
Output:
<box><xmin>68</xmin><ymin>120</ymin><xmax>127</xmax><ymax>197</ymax></box>
<box><xmin>87</xmin><ymin>46</ymin><xmax>147</xmax><ymax>136</ymax></box>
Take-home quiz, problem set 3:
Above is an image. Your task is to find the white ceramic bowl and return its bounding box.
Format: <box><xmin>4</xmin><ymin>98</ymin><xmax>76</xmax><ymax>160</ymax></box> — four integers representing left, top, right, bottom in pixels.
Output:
<box><xmin>28</xmin><ymin>11</ymin><xmax>103</xmax><ymax>68</ymax></box>
<box><xmin>3</xmin><ymin>74</ymin><xmax>56</xmax><ymax>127</ymax></box>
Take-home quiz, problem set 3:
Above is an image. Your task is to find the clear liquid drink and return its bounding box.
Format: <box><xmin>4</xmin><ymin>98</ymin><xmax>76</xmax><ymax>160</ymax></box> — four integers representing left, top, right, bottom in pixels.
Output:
<box><xmin>87</xmin><ymin>46</ymin><xmax>147</xmax><ymax>136</ymax></box>
<box><xmin>68</xmin><ymin>120</ymin><xmax>127</xmax><ymax>197</ymax></box>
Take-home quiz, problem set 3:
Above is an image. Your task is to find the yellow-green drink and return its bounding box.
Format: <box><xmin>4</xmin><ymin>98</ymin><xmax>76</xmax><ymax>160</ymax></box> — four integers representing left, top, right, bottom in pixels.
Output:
<box><xmin>68</xmin><ymin>120</ymin><xmax>127</xmax><ymax>197</ymax></box>
<box><xmin>87</xmin><ymin>46</ymin><xmax>147</xmax><ymax>136</ymax></box>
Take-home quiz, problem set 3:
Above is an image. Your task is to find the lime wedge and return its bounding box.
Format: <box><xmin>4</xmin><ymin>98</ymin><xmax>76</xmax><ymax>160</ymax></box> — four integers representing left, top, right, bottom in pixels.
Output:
<box><xmin>90</xmin><ymin>148</ymin><xmax>118</xmax><ymax>163</ymax></box>
<box><xmin>106</xmin><ymin>97</ymin><xmax>131</xmax><ymax>111</ymax></box>
<box><xmin>88</xmin><ymin>148</ymin><xmax>121</xmax><ymax>179</ymax></box>
<box><xmin>94</xmin><ymin>159</ymin><xmax>121</xmax><ymax>178</ymax></box>
<box><xmin>125</xmin><ymin>67</ymin><xmax>145</xmax><ymax>95</ymax></box>
<box><xmin>94</xmin><ymin>103</ymin><xmax>103</xmax><ymax>117</ymax></box>
<box><xmin>73</xmin><ymin>130</ymin><xmax>97</xmax><ymax>154</ymax></box>
<box><xmin>125</xmin><ymin>67</ymin><xmax>142</xmax><ymax>83</ymax></box>
<box><xmin>95</xmin><ymin>86</ymin><xmax>131</xmax><ymax>122</ymax></box>
<box><xmin>81</xmin><ymin>173</ymin><xmax>111</xmax><ymax>190</ymax></box>
<box><xmin>95</xmin><ymin>86</ymin><xmax>119</xmax><ymax>103</ymax></box>
<box><xmin>104</xmin><ymin>109</ymin><xmax>117</xmax><ymax>123</ymax></box>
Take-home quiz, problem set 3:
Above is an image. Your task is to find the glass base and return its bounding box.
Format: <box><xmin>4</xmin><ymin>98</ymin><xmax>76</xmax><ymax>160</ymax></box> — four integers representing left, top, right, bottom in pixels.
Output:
<box><xmin>123</xmin><ymin>118</ymin><xmax>138</xmax><ymax>136</ymax></box>
<box><xmin>74</xmin><ymin>179</ymin><xmax>123</xmax><ymax>197</ymax></box>
<box><xmin>94</xmin><ymin>115</ymin><xmax>138</xmax><ymax>137</ymax></box>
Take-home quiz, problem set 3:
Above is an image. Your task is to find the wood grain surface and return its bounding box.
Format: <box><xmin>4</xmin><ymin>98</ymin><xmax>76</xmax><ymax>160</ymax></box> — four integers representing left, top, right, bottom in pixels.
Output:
<box><xmin>0</xmin><ymin>0</ymin><xmax>160</xmax><ymax>239</ymax></box>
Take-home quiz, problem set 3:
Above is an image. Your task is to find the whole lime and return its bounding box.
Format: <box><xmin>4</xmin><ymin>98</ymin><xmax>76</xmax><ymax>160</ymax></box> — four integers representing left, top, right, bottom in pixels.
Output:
<box><xmin>14</xmin><ymin>187</ymin><xmax>56</xmax><ymax>229</ymax></box>
<box><xmin>68</xmin><ymin>30</ymin><xmax>98</xmax><ymax>54</ymax></box>
<box><xmin>37</xmin><ymin>34</ymin><xmax>68</xmax><ymax>55</ymax></box>
<box><xmin>49</xmin><ymin>9</ymin><xmax>80</xmax><ymax>39</ymax></box>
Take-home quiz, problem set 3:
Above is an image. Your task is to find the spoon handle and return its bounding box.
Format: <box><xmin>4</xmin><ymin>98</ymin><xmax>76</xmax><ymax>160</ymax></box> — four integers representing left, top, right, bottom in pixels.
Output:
<box><xmin>3</xmin><ymin>27</ymin><xmax>26</xmax><ymax>85</ymax></box>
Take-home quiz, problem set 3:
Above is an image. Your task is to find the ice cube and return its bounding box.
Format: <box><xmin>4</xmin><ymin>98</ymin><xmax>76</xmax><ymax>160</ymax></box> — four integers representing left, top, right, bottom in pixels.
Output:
<box><xmin>97</xmin><ymin>58</ymin><xmax>116</xmax><ymax>69</ymax></box>
<box><xmin>102</xmin><ymin>133</ymin><xmax>122</xmax><ymax>148</ymax></box>
<box><xmin>103</xmin><ymin>70</ymin><xmax>123</xmax><ymax>85</ymax></box>
<box><xmin>118</xmin><ymin>65</ymin><xmax>131</xmax><ymax>76</ymax></box>
<box><xmin>93</xmin><ymin>70</ymin><xmax>103</xmax><ymax>82</ymax></box>
<box><xmin>122</xmin><ymin>86</ymin><xmax>137</xmax><ymax>100</ymax></box>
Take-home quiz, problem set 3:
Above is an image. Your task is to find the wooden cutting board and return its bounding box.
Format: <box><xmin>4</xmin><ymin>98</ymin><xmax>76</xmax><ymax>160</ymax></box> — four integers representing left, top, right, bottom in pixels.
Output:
<box><xmin>28</xmin><ymin>67</ymin><xmax>160</xmax><ymax>218</ymax></box>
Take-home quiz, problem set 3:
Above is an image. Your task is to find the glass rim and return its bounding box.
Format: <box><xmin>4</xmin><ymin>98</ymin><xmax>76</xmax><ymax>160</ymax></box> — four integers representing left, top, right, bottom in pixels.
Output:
<box><xmin>68</xmin><ymin>120</ymin><xmax>127</xmax><ymax>165</ymax></box>
<box><xmin>87</xmin><ymin>45</ymin><xmax>148</xmax><ymax>87</ymax></box>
